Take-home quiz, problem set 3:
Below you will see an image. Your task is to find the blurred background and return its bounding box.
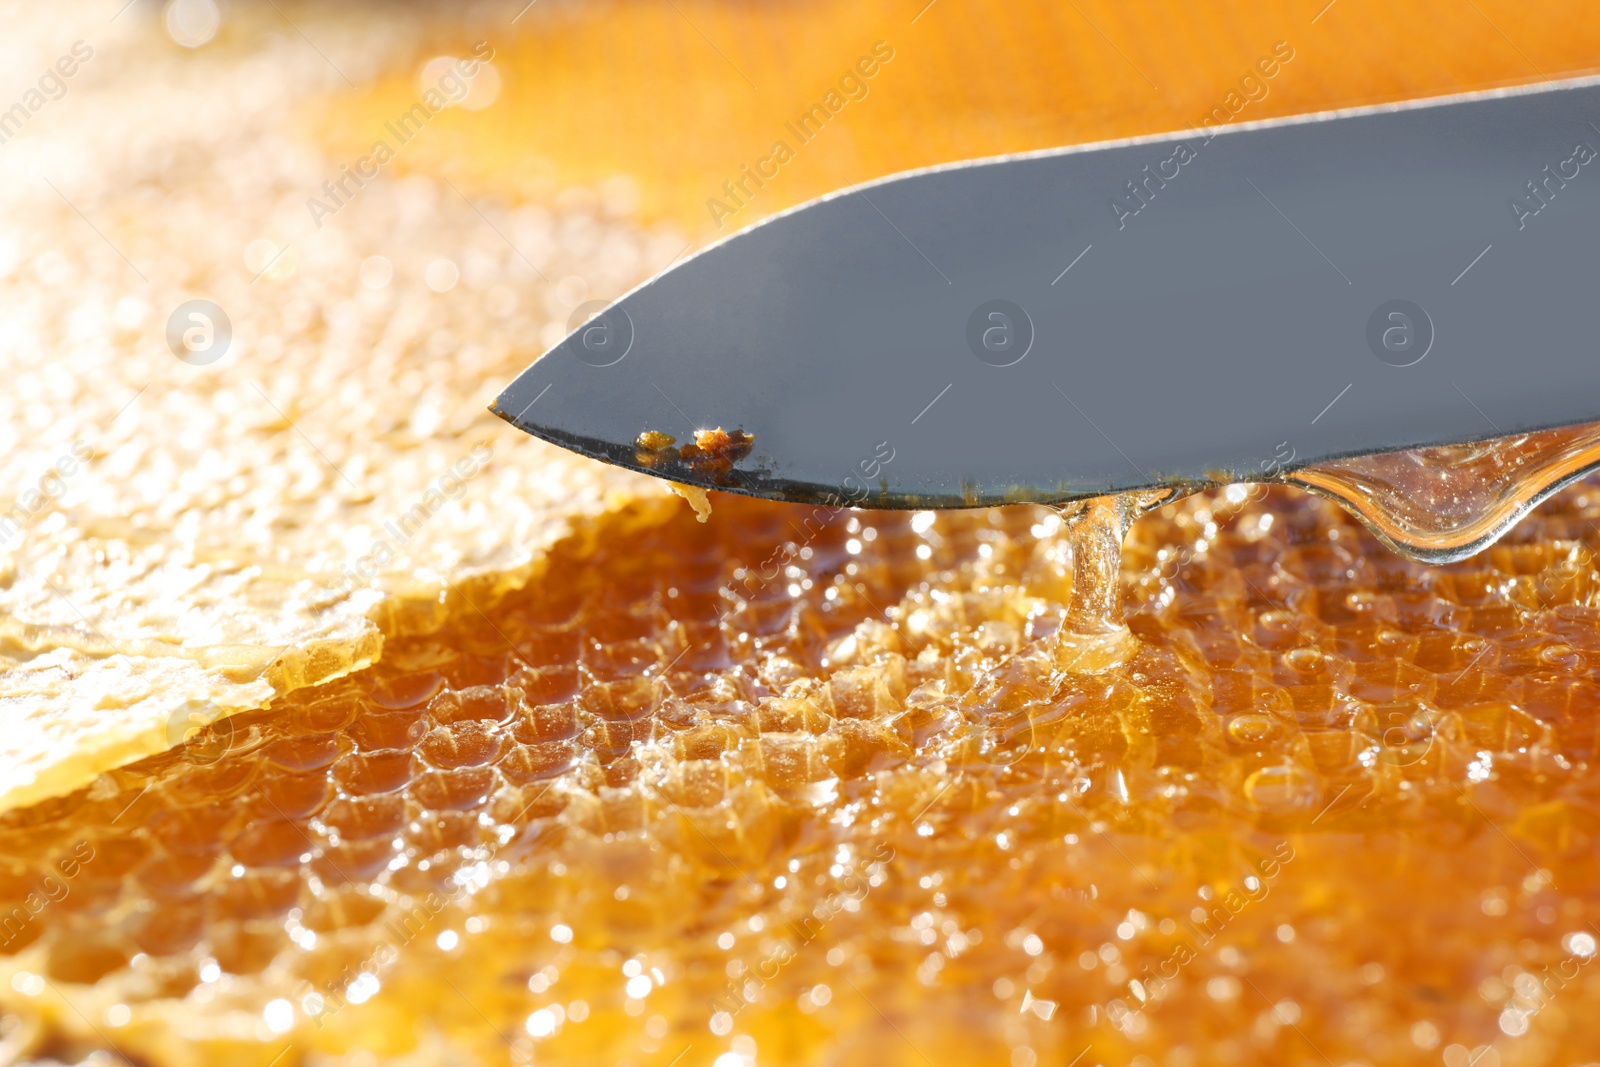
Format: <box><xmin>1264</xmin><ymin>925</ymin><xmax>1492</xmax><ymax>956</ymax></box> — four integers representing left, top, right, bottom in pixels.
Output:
<box><xmin>301</xmin><ymin>0</ymin><xmax>1600</xmax><ymax>234</ymax></box>
<box><xmin>83</xmin><ymin>0</ymin><xmax>1600</xmax><ymax>243</ymax></box>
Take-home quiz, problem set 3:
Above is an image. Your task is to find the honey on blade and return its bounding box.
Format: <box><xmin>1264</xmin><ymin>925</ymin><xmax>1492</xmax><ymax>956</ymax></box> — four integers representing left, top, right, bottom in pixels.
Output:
<box><xmin>1289</xmin><ymin>419</ymin><xmax>1600</xmax><ymax>564</ymax></box>
<box><xmin>3</xmin><ymin>471</ymin><xmax>1600</xmax><ymax>1066</ymax></box>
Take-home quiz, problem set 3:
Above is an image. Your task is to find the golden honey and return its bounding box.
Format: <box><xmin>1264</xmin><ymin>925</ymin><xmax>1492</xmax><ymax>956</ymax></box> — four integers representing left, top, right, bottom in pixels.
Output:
<box><xmin>9</xmin><ymin>1</ymin><xmax>1600</xmax><ymax>1064</ymax></box>
<box><xmin>5</xmin><ymin>482</ymin><xmax>1600</xmax><ymax>1066</ymax></box>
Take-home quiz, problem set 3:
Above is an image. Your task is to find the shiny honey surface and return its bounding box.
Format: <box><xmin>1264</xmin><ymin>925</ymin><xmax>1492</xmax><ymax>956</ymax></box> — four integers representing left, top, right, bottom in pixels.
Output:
<box><xmin>7</xmin><ymin>485</ymin><xmax>1600</xmax><ymax>1066</ymax></box>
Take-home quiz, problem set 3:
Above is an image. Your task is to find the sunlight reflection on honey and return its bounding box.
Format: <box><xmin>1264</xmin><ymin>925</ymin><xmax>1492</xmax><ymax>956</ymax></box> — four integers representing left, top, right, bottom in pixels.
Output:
<box><xmin>8</xmin><ymin>482</ymin><xmax>1600</xmax><ymax>1065</ymax></box>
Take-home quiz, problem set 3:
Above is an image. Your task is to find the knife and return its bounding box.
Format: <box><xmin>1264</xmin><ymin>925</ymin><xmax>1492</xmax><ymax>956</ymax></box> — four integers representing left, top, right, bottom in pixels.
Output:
<box><xmin>493</xmin><ymin>76</ymin><xmax>1600</xmax><ymax>512</ymax></box>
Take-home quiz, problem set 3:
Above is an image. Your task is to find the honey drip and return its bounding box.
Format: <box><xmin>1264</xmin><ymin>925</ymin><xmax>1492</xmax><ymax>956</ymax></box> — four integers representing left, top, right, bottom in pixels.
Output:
<box><xmin>1053</xmin><ymin>492</ymin><xmax>1170</xmax><ymax>673</ymax></box>
<box><xmin>1039</xmin><ymin>422</ymin><xmax>1600</xmax><ymax>680</ymax></box>
<box><xmin>1289</xmin><ymin>419</ymin><xmax>1600</xmax><ymax>565</ymax></box>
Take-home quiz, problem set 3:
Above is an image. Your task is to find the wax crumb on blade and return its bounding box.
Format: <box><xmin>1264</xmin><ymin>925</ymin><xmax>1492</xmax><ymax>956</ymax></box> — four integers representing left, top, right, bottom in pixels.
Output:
<box><xmin>678</xmin><ymin>427</ymin><xmax>754</xmax><ymax>475</ymax></box>
<box><xmin>669</xmin><ymin>481</ymin><xmax>712</xmax><ymax>521</ymax></box>
<box><xmin>635</xmin><ymin>430</ymin><xmax>676</xmax><ymax>452</ymax></box>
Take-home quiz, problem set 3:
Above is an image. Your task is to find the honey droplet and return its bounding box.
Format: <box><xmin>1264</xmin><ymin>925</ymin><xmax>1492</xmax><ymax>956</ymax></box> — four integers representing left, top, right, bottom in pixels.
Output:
<box><xmin>1538</xmin><ymin>642</ymin><xmax>1583</xmax><ymax>670</ymax></box>
<box><xmin>1243</xmin><ymin>764</ymin><xmax>1321</xmax><ymax>814</ymax></box>
<box><xmin>1226</xmin><ymin>714</ymin><xmax>1279</xmax><ymax>746</ymax></box>
<box><xmin>1283</xmin><ymin>647</ymin><xmax>1326</xmax><ymax>673</ymax></box>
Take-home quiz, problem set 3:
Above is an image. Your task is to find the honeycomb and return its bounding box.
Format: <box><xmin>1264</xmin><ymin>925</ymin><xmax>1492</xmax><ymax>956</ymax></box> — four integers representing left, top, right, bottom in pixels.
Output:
<box><xmin>5</xmin><ymin>480</ymin><xmax>1600</xmax><ymax>1066</ymax></box>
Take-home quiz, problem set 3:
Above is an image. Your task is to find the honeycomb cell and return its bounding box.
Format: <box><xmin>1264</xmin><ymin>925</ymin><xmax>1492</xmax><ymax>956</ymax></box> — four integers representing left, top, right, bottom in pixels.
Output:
<box><xmin>351</xmin><ymin>707</ymin><xmax>430</xmax><ymax>751</ymax></box>
<box><xmin>262</xmin><ymin>733</ymin><xmax>346</xmax><ymax>772</ymax></box>
<box><xmin>125</xmin><ymin>899</ymin><xmax>206</xmax><ymax>958</ymax></box>
<box><xmin>313</xmin><ymin>837</ymin><xmax>400</xmax><ymax>884</ymax></box>
<box><xmin>208</xmin><ymin>921</ymin><xmax>288</xmax><ymax>976</ymax></box>
<box><xmin>418</xmin><ymin>721</ymin><xmax>509</xmax><ymax>769</ymax></box>
<box><xmin>213</xmin><ymin>869</ymin><xmax>302</xmax><ymax>922</ymax></box>
<box><xmin>251</xmin><ymin>771</ymin><xmax>334</xmax><ymax>820</ymax></box>
<box><xmin>369</xmin><ymin>673</ymin><xmax>447</xmax><ymax>711</ymax></box>
<box><xmin>44</xmin><ymin>935</ymin><xmax>129</xmax><ymax>986</ymax></box>
<box><xmin>412</xmin><ymin>767</ymin><xmax>499</xmax><ymax>812</ymax></box>
<box><xmin>135</xmin><ymin>850</ymin><xmax>217</xmax><ymax>900</ymax></box>
<box><xmin>499</xmin><ymin>741</ymin><xmax>577</xmax><ymax>784</ymax></box>
<box><xmin>228</xmin><ymin>819</ymin><xmax>313</xmax><ymax>869</ymax></box>
<box><xmin>335</xmin><ymin>750</ymin><xmax>416</xmax><ymax>795</ymax></box>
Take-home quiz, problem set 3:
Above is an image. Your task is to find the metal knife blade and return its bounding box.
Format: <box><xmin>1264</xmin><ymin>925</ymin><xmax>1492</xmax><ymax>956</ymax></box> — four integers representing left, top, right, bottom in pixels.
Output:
<box><xmin>493</xmin><ymin>77</ymin><xmax>1600</xmax><ymax>510</ymax></box>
